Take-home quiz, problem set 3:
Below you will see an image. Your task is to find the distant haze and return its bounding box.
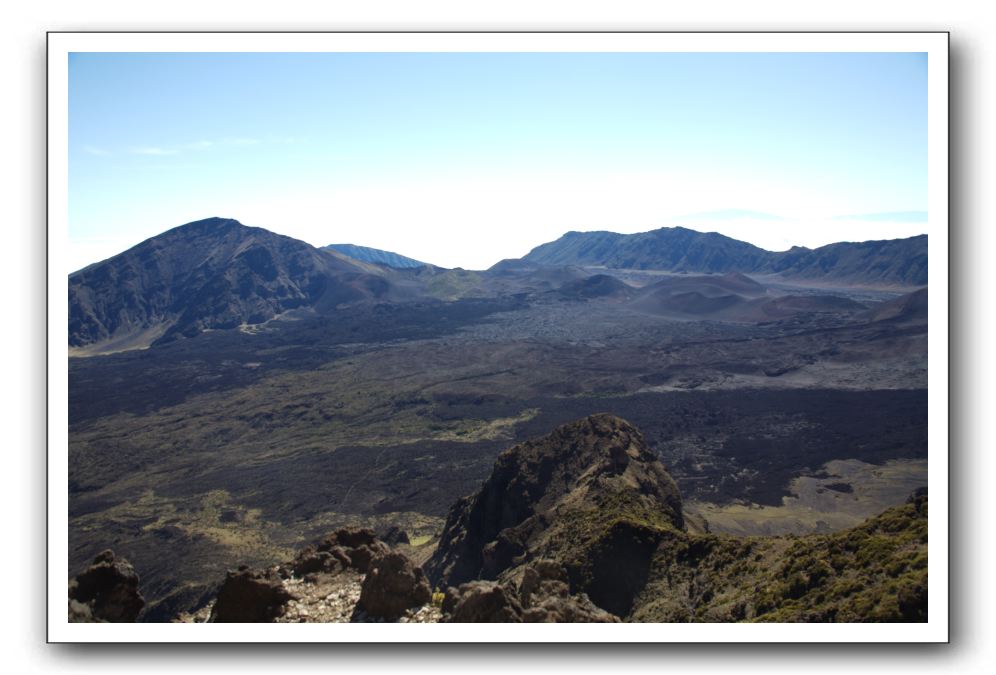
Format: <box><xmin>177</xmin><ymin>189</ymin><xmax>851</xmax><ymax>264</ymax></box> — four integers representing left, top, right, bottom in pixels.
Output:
<box><xmin>69</xmin><ymin>52</ymin><xmax>927</xmax><ymax>272</ymax></box>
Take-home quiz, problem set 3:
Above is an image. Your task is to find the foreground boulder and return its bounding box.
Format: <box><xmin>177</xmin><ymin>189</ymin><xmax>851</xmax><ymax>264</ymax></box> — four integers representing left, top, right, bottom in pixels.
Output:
<box><xmin>286</xmin><ymin>527</ymin><xmax>392</xmax><ymax>579</ymax></box>
<box><xmin>210</xmin><ymin>566</ymin><xmax>293</xmax><ymax>622</ymax></box>
<box><xmin>68</xmin><ymin>550</ymin><xmax>145</xmax><ymax>622</ymax></box>
<box><xmin>357</xmin><ymin>551</ymin><xmax>432</xmax><ymax>618</ymax></box>
<box><xmin>322</xmin><ymin>526</ymin><xmax>378</xmax><ymax>549</ymax></box>
<box><xmin>522</xmin><ymin>591</ymin><xmax>619</xmax><ymax>623</ymax></box>
<box><xmin>441</xmin><ymin>561</ymin><xmax>618</xmax><ymax>623</ymax></box>
<box><xmin>289</xmin><ymin>544</ymin><xmax>352</xmax><ymax>577</ymax></box>
<box><xmin>443</xmin><ymin>582</ymin><xmax>524</xmax><ymax>623</ymax></box>
<box><xmin>426</xmin><ymin>414</ymin><xmax>683</xmax><ymax>617</ymax></box>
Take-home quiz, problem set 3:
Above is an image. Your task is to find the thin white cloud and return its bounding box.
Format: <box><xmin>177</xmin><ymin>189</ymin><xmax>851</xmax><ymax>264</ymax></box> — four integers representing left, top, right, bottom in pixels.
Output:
<box><xmin>130</xmin><ymin>146</ymin><xmax>179</xmax><ymax>156</ymax></box>
<box><xmin>183</xmin><ymin>140</ymin><xmax>215</xmax><ymax>150</ymax></box>
<box><xmin>82</xmin><ymin>145</ymin><xmax>110</xmax><ymax>156</ymax></box>
<box><xmin>128</xmin><ymin>137</ymin><xmax>264</xmax><ymax>156</ymax></box>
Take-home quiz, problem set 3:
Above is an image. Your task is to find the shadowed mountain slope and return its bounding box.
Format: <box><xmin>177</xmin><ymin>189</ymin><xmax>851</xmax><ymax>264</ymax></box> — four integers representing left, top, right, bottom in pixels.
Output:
<box><xmin>867</xmin><ymin>287</ymin><xmax>928</xmax><ymax>324</ymax></box>
<box><xmin>525</xmin><ymin>227</ymin><xmax>771</xmax><ymax>274</ymax></box>
<box><xmin>769</xmin><ymin>237</ymin><xmax>928</xmax><ymax>287</ymax></box>
<box><xmin>324</xmin><ymin>243</ymin><xmax>428</xmax><ymax>269</ymax></box>
<box><xmin>556</xmin><ymin>274</ymin><xmax>636</xmax><ymax>300</ymax></box>
<box><xmin>69</xmin><ymin>218</ymin><xmax>395</xmax><ymax>351</ymax></box>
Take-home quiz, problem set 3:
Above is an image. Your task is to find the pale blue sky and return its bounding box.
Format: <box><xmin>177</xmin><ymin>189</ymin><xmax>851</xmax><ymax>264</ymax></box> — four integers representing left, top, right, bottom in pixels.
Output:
<box><xmin>69</xmin><ymin>52</ymin><xmax>928</xmax><ymax>271</ymax></box>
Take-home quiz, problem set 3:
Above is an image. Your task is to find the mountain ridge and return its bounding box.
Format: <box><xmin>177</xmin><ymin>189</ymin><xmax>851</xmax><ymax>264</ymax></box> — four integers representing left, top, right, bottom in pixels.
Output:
<box><xmin>69</xmin><ymin>217</ymin><xmax>395</xmax><ymax>351</ymax></box>
<box><xmin>523</xmin><ymin>226</ymin><xmax>927</xmax><ymax>287</ymax></box>
<box><xmin>69</xmin><ymin>217</ymin><xmax>929</xmax><ymax>352</ymax></box>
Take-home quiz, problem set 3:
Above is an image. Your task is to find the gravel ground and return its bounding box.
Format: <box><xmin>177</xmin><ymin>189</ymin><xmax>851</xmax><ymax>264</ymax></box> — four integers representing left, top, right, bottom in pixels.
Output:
<box><xmin>174</xmin><ymin>568</ymin><xmax>442</xmax><ymax>623</ymax></box>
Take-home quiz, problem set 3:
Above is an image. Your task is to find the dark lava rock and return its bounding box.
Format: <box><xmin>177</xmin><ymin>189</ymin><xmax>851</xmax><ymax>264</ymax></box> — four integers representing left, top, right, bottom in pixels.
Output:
<box><xmin>517</xmin><ymin>560</ymin><xmax>619</xmax><ymax>623</ymax></box>
<box><xmin>67</xmin><ymin>550</ymin><xmax>145</xmax><ymax>622</ymax></box>
<box><xmin>442</xmin><ymin>581</ymin><xmax>524</xmax><ymax>623</ymax></box>
<box><xmin>210</xmin><ymin>566</ymin><xmax>293</xmax><ymax>622</ymax></box>
<box><xmin>292</xmin><ymin>527</ymin><xmax>389</xmax><ymax>574</ymax></box>
<box><xmin>518</xmin><ymin>559</ymin><xmax>569</xmax><ymax>607</ymax></box>
<box><xmin>440</xmin><ymin>563</ymin><xmax>619</xmax><ymax>624</ymax></box>
<box><xmin>378</xmin><ymin>525</ymin><xmax>411</xmax><ymax>546</ymax></box>
<box><xmin>522</xmin><ymin>593</ymin><xmax>620</xmax><ymax>623</ymax></box>
<box><xmin>318</xmin><ymin>527</ymin><xmax>377</xmax><ymax>551</ymax></box>
<box><xmin>291</xmin><ymin>544</ymin><xmax>350</xmax><ymax>577</ymax></box>
<box><xmin>68</xmin><ymin>599</ymin><xmax>97</xmax><ymax>623</ymax></box>
<box><xmin>425</xmin><ymin>414</ymin><xmax>683</xmax><ymax>618</ymax></box>
<box><xmin>318</xmin><ymin>527</ymin><xmax>378</xmax><ymax>551</ymax></box>
<box><xmin>346</xmin><ymin>542</ymin><xmax>391</xmax><ymax>573</ymax></box>
<box><xmin>357</xmin><ymin>551</ymin><xmax>432</xmax><ymax>618</ymax></box>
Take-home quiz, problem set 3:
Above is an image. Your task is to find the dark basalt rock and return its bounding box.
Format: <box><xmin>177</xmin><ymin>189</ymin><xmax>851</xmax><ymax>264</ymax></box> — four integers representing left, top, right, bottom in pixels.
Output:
<box><xmin>522</xmin><ymin>592</ymin><xmax>620</xmax><ymax>623</ymax></box>
<box><xmin>377</xmin><ymin>525</ymin><xmax>411</xmax><ymax>546</ymax></box>
<box><xmin>346</xmin><ymin>542</ymin><xmax>391</xmax><ymax>573</ymax></box>
<box><xmin>290</xmin><ymin>547</ymin><xmax>347</xmax><ymax>577</ymax></box>
<box><xmin>441</xmin><ymin>561</ymin><xmax>619</xmax><ymax>623</ymax></box>
<box><xmin>357</xmin><ymin>551</ymin><xmax>432</xmax><ymax>618</ymax></box>
<box><xmin>68</xmin><ymin>550</ymin><xmax>145</xmax><ymax>623</ymax></box>
<box><xmin>319</xmin><ymin>527</ymin><xmax>379</xmax><ymax>550</ymax></box>
<box><xmin>442</xmin><ymin>581</ymin><xmax>524</xmax><ymax>623</ymax></box>
<box><xmin>68</xmin><ymin>598</ymin><xmax>96</xmax><ymax>623</ymax></box>
<box><xmin>518</xmin><ymin>559</ymin><xmax>569</xmax><ymax>607</ymax></box>
<box><xmin>517</xmin><ymin>560</ymin><xmax>619</xmax><ymax>623</ymax></box>
<box><xmin>210</xmin><ymin>566</ymin><xmax>293</xmax><ymax>622</ymax></box>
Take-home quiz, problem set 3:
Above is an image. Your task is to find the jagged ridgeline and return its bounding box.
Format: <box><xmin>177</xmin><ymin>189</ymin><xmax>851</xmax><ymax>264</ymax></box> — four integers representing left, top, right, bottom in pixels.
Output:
<box><xmin>72</xmin><ymin>415</ymin><xmax>927</xmax><ymax>623</ymax></box>
<box><xmin>427</xmin><ymin>414</ymin><xmax>927</xmax><ymax>622</ymax></box>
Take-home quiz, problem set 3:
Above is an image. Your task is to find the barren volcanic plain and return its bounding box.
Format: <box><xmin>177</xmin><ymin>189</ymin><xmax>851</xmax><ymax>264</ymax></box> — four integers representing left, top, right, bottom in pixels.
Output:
<box><xmin>68</xmin><ymin>218</ymin><xmax>928</xmax><ymax>620</ymax></box>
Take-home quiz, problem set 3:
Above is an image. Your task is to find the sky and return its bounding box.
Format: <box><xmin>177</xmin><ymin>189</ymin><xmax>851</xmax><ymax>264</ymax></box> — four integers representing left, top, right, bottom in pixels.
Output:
<box><xmin>68</xmin><ymin>52</ymin><xmax>928</xmax><ymax>272</ymax></box>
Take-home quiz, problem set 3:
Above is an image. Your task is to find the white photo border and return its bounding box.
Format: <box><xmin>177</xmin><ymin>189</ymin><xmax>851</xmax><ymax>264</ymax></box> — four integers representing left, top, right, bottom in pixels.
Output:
<box><xmin>47</xmin><ymin>31</ymin><xmax>949</xmax><ymax>643</ymax></box>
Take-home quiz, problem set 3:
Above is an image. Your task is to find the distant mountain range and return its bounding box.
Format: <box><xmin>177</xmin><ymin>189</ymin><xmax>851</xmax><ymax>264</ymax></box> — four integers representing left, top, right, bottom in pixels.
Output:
<box><xmin>69</xmin><ymin>218</ymin><xmax>929</xmax><ymax>352</ymax></box>
<box><xmin>523</xmin><ymin>226</ymin><xmax>927</xmax><ymax>287</ymax></box>
<box><xmin>323</xmin><ymin>243</ymin><xmax>427</xmax><ymax>269</ymax></box>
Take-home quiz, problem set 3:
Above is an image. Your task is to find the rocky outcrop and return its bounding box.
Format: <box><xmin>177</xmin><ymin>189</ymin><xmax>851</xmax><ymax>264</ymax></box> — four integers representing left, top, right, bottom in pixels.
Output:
<box><xmin>377</xmin><ymin>525</ymin><xmax>411</xmax><ymax>546</ymax></box>
<box><xmin>426</xmin><ymin>414</ymin><xmax>684</xmax><ymax>618</ymax></box>
<box><xmin>357</xmin><ymin>551</ymin><xmax>432</xmax><ymax>618</ymax></box>
<box><xmin>443</xmin><ymin>582</ymin><xmax>524</xmax><ymax>623</ymax></box>
<box><xmin>68</xmin><ymin>550</ymin><xmax>145</xmax><ymax>622</ymax></box>
<box><xmin>210</xmin><ymin>566</ymin><xmax>293</xmax><ymax>622</ymax></box>
<box><xmin>441</xmin><ymin>560</ymin><xmax>619</xmax><ymax>623</ymax></box>
<box><xmin>288</xmin><ymin>527</ymin><xmax>391</xmax><ymax>579</ymax></box>
<box><xmin>289</xmin><ymin>545</ymin><xmax>352</xmax><ymax>577</ymax></box>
